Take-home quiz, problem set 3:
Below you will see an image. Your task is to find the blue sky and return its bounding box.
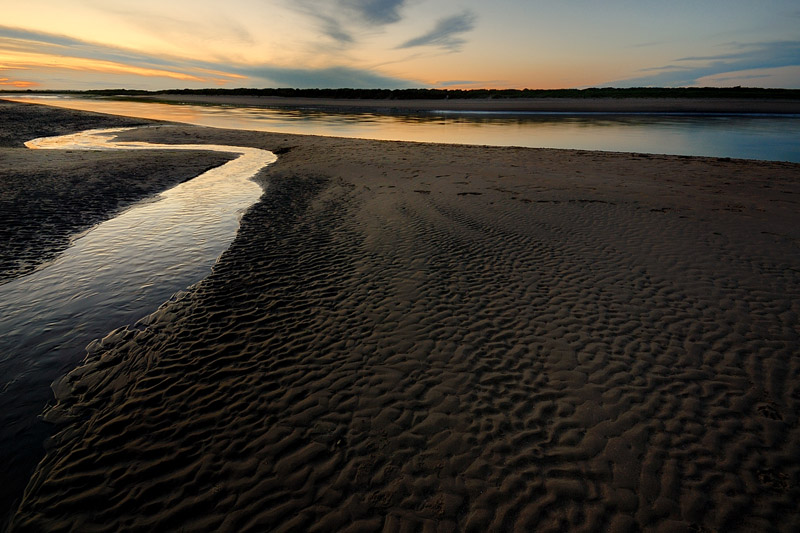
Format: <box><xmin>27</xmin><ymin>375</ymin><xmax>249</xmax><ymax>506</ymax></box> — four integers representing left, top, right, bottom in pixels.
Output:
<box><xmin>1</xmin><ymin>0</ymin><xmax>798</xmax><ymax>89</ymax></box>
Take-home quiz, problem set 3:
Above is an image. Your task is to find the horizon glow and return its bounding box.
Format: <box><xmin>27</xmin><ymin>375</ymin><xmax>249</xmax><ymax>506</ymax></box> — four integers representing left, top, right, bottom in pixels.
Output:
<box><xmin>0</xmin><ymin>0</ymin><xmax>798</xmax><ymax>90</ymax></box>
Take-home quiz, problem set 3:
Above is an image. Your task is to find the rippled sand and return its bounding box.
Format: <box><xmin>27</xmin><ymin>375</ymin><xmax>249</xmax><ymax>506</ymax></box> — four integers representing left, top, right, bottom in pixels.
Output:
<box><xmin>7</xmin><ymin>117</ymin><xmax>800</xmax><ymax>531</ymax></box>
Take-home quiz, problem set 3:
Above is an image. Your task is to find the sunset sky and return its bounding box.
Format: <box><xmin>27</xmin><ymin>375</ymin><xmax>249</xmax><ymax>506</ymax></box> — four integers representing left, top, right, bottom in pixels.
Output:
<box><xmin>1</xmin><ymin>0</ymin><xmax>799</xmax><ymax>90</ymax></box>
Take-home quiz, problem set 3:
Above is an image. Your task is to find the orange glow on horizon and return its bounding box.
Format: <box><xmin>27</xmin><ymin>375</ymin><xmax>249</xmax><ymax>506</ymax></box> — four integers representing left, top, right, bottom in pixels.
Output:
<box><xmin>0</xmin><ymin>77</ymin><xmax>39</xmax><ymax>88</ymax></box>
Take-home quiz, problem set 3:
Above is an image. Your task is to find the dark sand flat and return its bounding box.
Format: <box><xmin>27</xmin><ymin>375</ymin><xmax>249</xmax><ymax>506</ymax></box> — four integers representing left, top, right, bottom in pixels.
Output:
<box><xmin>3</xmin><ymin>104</ymin><xmax>800</xmax><ymax>531</ymax></box>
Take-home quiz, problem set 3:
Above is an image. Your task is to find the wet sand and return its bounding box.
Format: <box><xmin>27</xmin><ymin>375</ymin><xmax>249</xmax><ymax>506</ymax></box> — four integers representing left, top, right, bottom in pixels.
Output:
<box><xmin>0</xmin><ymin>102</ymin><xmax>237</xmax><ymax>526</ymax></box>
<box><xmin>4</xmin><ymin>102</ymin><xmax>800</xmax><ymax>531</ymax></box>
<box><xmin>141</xmin><ymin>93</ymin><xmax>800</xmax><ymax>114</ymax></box>
<box><xmin>0</xmin><ymin>101</ymin><xmax>234</xmax><ymax>282</ymax></box>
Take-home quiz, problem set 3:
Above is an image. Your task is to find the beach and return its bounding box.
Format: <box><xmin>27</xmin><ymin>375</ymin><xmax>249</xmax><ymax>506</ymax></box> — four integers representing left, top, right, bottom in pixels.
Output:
<box><xmin>0</xmin><ymin>101</ymin><xmax>235</xmax><ymax>281</ymax></box>
<box><xmin>3</xmin><ymin>100</ymin><xmax>800</xmax><ymax>531</ymax></box>
<box><xmin>0</xmin><ymin>102</ymin><xmax>239</xmax><ymax>525</ymax></box>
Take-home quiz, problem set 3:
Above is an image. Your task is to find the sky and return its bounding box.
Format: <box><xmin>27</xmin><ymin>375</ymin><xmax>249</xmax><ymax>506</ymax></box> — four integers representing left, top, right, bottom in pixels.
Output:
<box><xmin>1</xmin><ymin>0</ymin><xmax>799</xmax><ymax>90</ymax></box>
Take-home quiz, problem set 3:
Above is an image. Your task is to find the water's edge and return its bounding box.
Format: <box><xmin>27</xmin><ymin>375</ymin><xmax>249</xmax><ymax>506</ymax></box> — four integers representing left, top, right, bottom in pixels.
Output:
<box><xmin>1</xmin><ymin>127</ymin><xmax>276</xmax><ymax>527</ymax></box>
<box><xmin>4</xmin><ymin>95</ymin><xmax>799</xmax><ymax>162</ymax></box>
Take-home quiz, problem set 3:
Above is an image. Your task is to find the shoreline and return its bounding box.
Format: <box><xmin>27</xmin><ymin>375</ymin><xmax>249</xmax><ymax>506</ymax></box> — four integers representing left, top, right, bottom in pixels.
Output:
<box><xmin>137</xmin><ymin>93</ymin><xmax>800</xmax><ymax>114</ymax></box>
<box><xmin>6</xmin><ymin>96</ymin><xmax>799</xmax><ymax>165</ymax></box>
<box><xmin>4</xmin><ymin>102</ymin><xmax>800</xmax><ymax>531</ymax></box>
<box><xmin>0</xmin><ymin>101</ymin><xmax>234</xmax><ymax>281</ymax></box>
<box><xmin>0</xmin><ymin>102</ymin><xmax>237</xmax><ymax>527</ymax></box>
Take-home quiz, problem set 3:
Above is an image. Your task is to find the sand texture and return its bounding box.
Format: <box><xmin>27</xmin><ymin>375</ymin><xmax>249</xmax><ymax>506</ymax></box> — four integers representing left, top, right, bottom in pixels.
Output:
<box><xmin>142</xmin><ymin>93</ymin><xmax>800</xmax><ymax>114</ymax></box>
<box><xmin>0</xmin><ymin>100</ymin><xmax>156</xmax><ymax>149</ymax></box>
<box><xmin>0</xmin><ymin>150</ymin><xmax>234</xmax><ymax>283</ymax></box>
<box><xmin>0</xmin><ymin>102</ymin><xmax>234</xmax><ymax>282</ymax></box>
<box><xmin>6</xmin><ymin>120</ymin><xmax>800</xmax><ymax>531</ymax></box>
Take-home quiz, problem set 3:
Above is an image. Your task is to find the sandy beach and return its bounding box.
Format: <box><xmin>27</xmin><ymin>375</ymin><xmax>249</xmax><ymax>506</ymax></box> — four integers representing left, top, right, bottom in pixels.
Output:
<box><xmin>139</xmin><ymin>93</ymin><xmax>800</xmax><ymax>114</ymax></box>
<box><xmin>0</xmin><ymin>101</ymin><xmax>234</xmax><ymax>282</ymax></box>
<box><xmin>3</xmin><ymin>100</ymin><xmax>800</xmax><ymax>531</ymax></box>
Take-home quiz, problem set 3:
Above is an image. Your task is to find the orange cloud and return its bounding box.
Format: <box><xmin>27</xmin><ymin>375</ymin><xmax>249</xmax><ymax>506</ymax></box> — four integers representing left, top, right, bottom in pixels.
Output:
<box><xmin>0</xmin><ymin>76</ymin><xmax>39</xmax><ymax>88</ymax></box>
<box><xmin>0</xmin><ymin>50</ymin><xmax>240</xmax><ymax>83</ymax></box>
<box><xmin>192</xmin><ymin>67</ymin><xmax>247</xmax><ymax>80</ymax></box>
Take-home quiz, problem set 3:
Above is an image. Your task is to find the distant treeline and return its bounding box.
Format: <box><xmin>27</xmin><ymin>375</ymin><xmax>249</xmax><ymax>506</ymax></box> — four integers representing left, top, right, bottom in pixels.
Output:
<box><xmin>5</xmin><ymin>87</ymin><xmax>800</xmax><ymax>100</ymax></box>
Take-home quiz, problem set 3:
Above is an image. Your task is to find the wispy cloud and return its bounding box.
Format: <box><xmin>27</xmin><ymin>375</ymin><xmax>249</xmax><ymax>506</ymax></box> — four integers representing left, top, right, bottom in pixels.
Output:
<box><xmin>397</xmin><ymin>11</ymin><xmax>476</xmax><ymax>52</ymax></box>
<box><xmin>315</xmin><ymin>14</ymin><xmax>355</xmax><ymax>44</ymax></box>
<box><xmin>0</xmin><ymin>76</ymin><xmax>38</xmax><ymax>88</ymax></box>
<box><xmin>290</xmin><ymin>0</ymin><xmax>406</xmax><ymax>45</ymax></box>
<box><xmin>344</xmin><ymin>0</ymin><xmax>406</xmax><ymax>24</ymax></box>
<box><xmin>0</xmin><ymin>25</ymin><xmax>419</xmax><ymax>89</ymax></box>
<box><xmin>637</xmin><ymin>65</ymin><xmax>694</xmax><ymax>73</ymax></box>
<box><xmin>0</xmin><ymin>27</ymin><xmax>82</xmax><ymax>49</ymax></box>
<box><xmin>435</xmin><ymin>79</ymin><xmax>482</xmax><ymax>87</ymax></box>
<box><xmin>0</xmin><ymin>26</ymin><xmax>205</xmax><ymax>71</ymax></box>
<box><xmin>606</xmin><ymin>40</ymin><xmax>800</xmax><ymax>86</ymax></box>
<box><xmin>1</xmin><ymin>50</ymin><xmax>208</xmax><ymax>82</ymax></box>
<box><xmin>0</xmin><ymin>26</ymin><xmax>247</xmax><ymax>85</ymax></box>
<box><xmin>630</xmin><ymin>41</ymin><xmax>665</xmax><ymax>49</ymax></box>
<box><xmin>232</xmin><ymin>65</ymin><xmax>417</xmax><ymax>88</ymax></box>
<box><xmin>1</xmin><ymin>49</ymin><xmax>209</xmax><ymax>82</ymax></box>
<box><xmin>706</xmin><ymin>73</ymin><xmax>772</xmax><ymax>82</ymax></box>
<box><xmin>432</xmin><ymin>78</ymin><xmax>507</xmax><ymax>89</ymax></box>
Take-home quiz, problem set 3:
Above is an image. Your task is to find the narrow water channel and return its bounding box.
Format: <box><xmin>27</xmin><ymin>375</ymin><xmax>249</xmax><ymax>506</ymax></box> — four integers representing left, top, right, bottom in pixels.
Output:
<box><xmin>0</xmin><ymin>128</ymin><xmax>275</xmax><ymax>523</ymax></box>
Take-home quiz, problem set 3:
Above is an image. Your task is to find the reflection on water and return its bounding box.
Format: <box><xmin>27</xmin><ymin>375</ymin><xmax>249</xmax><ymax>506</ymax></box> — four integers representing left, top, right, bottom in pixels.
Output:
<box><xmin>0</xmin><ymin>128</ymin><xmax>275</xmax><ymax>520</ymax></box>
<box><xmin>5</xmin><ymin>95</ymin><xmax>800</xmax><ymax>162</ymax></box>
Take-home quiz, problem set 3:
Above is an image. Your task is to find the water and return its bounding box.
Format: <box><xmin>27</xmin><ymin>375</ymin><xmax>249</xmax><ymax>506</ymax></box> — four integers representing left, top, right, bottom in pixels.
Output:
<box><xmin>4</xmin><ymin>95</ymin><xmax>800</xmax><ymax>162</ymax></box>
<box><xmin>0</xmin><ymin>128</ymin><xmax>275</xmax><ymax>523</ymax></box>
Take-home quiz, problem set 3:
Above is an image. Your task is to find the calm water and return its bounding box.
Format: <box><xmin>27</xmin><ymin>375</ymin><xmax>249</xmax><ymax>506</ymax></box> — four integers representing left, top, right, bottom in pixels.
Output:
<box><xmin>0</xmin><ymin>128</ymin><xmax>275</xmax><ymax>523</ymax></box>
<box><xmin>5</xmin><ymin>95</ymin><xmax>800</xmax><ymax>162</ymax></box>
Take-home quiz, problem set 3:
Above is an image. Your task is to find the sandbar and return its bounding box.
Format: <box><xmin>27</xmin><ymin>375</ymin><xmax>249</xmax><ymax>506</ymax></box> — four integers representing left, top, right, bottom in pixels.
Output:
<box><xmin>3</xmin><ymin>100</ymin><xmax>800</xmax><ymax>532</ymax></box>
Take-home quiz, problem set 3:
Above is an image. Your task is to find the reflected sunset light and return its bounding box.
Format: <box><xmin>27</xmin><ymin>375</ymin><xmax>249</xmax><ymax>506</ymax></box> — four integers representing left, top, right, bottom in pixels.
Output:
<box><xmin>8</xmin><ymin>96</ymin><xmax>800</xmax><ymax>162</ymax></box>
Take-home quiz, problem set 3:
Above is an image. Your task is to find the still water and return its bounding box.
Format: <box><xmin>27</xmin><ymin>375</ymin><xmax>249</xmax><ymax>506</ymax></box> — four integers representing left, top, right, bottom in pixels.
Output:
<box><xmin>6</xmin><ymin>95</ymin><xmax>800</xmax><ymax>162</ymax></box>
<box><xmin>0</xmin><ymin>128</ymin><xmax>275</xmax><ymax>521</ymax></box>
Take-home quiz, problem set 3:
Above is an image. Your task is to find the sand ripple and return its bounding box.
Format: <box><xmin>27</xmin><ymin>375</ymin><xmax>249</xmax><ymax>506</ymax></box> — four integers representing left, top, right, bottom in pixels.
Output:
<box><xmin>10</xmin><ymin>129</ymin><xmax>800</xmax><ymax>532</ymax></box>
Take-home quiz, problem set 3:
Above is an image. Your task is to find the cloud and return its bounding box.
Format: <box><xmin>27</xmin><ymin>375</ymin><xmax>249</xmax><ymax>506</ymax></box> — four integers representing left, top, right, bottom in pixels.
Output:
<box><xmin>605</xmin><ymin>40</ymin><xmax>800</xmax><ymax>87</ymax></box>
<box><xmin>675</xmin><ymin>46</ymin><xmax>796</xmax><ymax>63</ymax></box>
<box><xmin>431</xmin><ymin>78</ymin><xmax>507</xmax><ymax>89</ymax></box>
<box><xmin>233</xmin><ymin>65</ymin><xmax>418</xmax><ymax>88</ymax></box>
<box><xmin>1</xmin><ymin>49</ymin><xmax>210</xmax><ymax>82</ymax></box>
<box><xmin>397</xmin><ymin>11</ymin><xmax>476</xmax><ymax>51</ymax></box>
<box><xmin>0</xmin><ymin>76</ymin><xmax>38</xmax><ymax>88</ymax></box>
<box><xmin>344</xmin><ymin>0</ymin><xmax>406</xmax><ymax>24</ymax></box>
<box><xmin>290</xmin><ymin>0</ymin><xmax>406</xmax><ymax>45</ymax></box>
<box><xmin>0</xmin><ymin>26</ymin><xmax>198</xmax><ymax>70</ymax></box>
<box><xmin>637</xmin><ymin>65</ymin><xmax>694</xmax><ymax>73</ymax></box>
<box><xmin>0</xmin><ymin>27</ymin><xmax>82</xmax><ymax>49</ymax></box>
<box><xmin>434</xmin><ymin>79</ymin><xmax>483</xmax><ymax>87</ymax></box>
<box><xmin>0</xmin><ymin>26</ymin><xmax>246</xmax><ymax>86</ymax></box>
<box><xmin>630</xmin><ymin>41</ymin><xmax>665</xmax><ymax>49</ymax></box>
<box><xmin>694</xmin><ymin>65</ymin><xmax>800</xmax><ymax>88</ymax></box>
<box><xmin>315</xmin><ymin>14</ymin><xmax>355</xmax><ymax>44</ymax></box>
<box><xmin>704</xmin><ymin>73</ymin><xmax>772</xmax><ymax>83</ymax></box>
<box><xmin>0</xmin><ymin>24</ymin><xmax>420</xmax><ymax>89</ymax></box>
